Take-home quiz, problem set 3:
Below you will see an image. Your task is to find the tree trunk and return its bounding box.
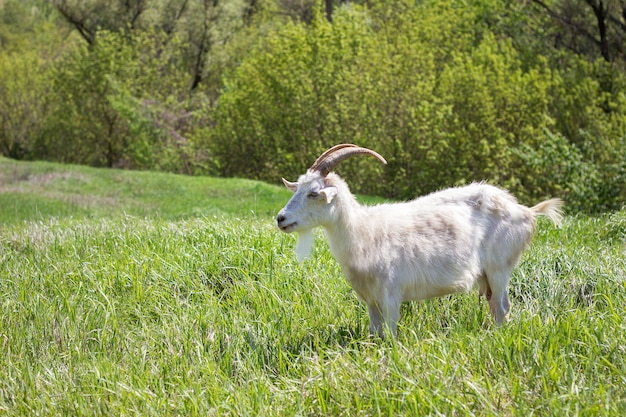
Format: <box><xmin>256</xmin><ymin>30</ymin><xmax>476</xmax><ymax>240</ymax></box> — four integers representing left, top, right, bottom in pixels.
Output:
<box><xmin>587</xmin><ymin>0</ymin><xmax>611</xmax><ymax>61</ymax></box>
<box><xmin>325</xmin><ymin>0</ymin><xmax>333</xmax><ymax>23</ymax></box>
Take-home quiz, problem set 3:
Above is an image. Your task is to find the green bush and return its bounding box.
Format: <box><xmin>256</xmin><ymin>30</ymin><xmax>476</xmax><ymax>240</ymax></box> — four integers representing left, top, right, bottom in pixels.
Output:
<box><xmin>0</xmin><ymin>50</ymin><xmax>50</xmax><ymax>160</ymax></box>
<box><xmin>34</xmin><ymin>30</ymin><xmax>194</xmax><ymax>172</ymax></box>
<box><xmin>209</xmin><ymin>3</ymin><xmax>541</xmax><ymax>195</ymax></box>
<box><xmin>206</xmin><ymin>0</ymin><xmax>625</xmax><ymax>212</ymax></box>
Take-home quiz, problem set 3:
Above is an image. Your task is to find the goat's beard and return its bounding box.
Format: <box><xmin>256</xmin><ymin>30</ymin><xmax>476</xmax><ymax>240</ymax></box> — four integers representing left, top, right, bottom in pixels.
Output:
<box><xmin>295</xmin><ymin>229</ymin><xmax>314</xmax><ymax>262</ymax></box>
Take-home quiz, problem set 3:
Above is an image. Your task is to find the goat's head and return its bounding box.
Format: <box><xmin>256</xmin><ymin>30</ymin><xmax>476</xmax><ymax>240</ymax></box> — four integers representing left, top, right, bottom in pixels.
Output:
<box><xmin>276</xmin><ymin>144</ymin><xmax>387</xmax><ymax>260</ymax></box>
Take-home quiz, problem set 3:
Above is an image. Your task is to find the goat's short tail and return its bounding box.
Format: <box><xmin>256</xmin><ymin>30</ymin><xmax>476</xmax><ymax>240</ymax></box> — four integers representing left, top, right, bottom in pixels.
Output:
<box><xmin>531</xmin><ymin>198</ymin><xmax>564</xmax><ymax>226</ymax></box>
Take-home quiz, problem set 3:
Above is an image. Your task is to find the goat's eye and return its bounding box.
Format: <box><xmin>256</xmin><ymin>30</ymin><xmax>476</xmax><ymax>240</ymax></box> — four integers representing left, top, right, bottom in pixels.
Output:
<box><xmin>308</xmin><ymin>191</ymin><xmax>319</xmax><ymax>198</ymax></box>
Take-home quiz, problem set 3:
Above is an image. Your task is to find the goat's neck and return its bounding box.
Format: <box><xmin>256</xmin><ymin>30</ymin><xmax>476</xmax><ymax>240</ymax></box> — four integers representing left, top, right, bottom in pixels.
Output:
<box><xmin>321</xmin><ymin>193</ymin><xmax>370</xmax><ymax>266</ymax></box>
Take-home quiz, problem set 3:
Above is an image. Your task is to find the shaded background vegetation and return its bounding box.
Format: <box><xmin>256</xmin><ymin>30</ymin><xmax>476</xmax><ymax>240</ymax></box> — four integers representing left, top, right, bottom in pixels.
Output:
<box><xmin>1</xmin><ymin>0</ymin><xmax>625</xmax><ymax>212</ymax></box>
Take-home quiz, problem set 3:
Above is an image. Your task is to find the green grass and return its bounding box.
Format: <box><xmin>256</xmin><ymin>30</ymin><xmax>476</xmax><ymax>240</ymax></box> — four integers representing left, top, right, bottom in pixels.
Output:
<box><xmin>0</xmin><ymin>157</ymin><xmax>291</xmax><ymax>223</ymax></box>
<box><xmin>1</xmin><ymin>158</ymin><xmax>625</xmax><ymax>415</ymax></box>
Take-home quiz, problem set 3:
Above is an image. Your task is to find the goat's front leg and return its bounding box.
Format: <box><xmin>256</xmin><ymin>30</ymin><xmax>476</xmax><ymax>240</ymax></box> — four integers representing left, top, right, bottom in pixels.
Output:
<box><xmin>367</xmin><ymin>304</ymin><xmax>384</xmax><ymax>337</ymax></box>
<box><xmin>367</xmin><ymin>298</ymin><xmax>400</xmax><ymax>337</ymax></box>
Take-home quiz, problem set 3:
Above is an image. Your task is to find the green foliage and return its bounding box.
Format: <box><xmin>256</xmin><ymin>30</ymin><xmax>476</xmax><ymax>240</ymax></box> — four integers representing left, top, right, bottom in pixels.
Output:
<box><xmin>0</xmin><ymin>0</ymin><xmax>59</xmax><ymax>52</ymax></box>
<box><xmin>524</xmin><ymin>57</ymin><xmax>626</xmax><ymax>212</ymax></box>
<box><xmin>598</xmin><ymin>210</ymin><xmax>626</xmax><ymax>245</ymax></box>
<box><xmin>0</xmin><ymin>50</ymin><xmax>49</xmax><ymax>159</ymax></box>
<box><xmin>0</xmin><ymin>0</ymin><xmax>62</xmax><ymax>160</ymax></box>
<box><xmin>0</xmin><ymin>0</ymin><xmax>256</xmax><ymax>174</ymax></box>
<box><xmin>209</xmin><ymin>2</ymin><xmax>551</xmax><ymax>198</ymax></box>
<box><xmin>50</xmin><ymin>0</ymin><xmax>250</xmax><ymax>85</ymax></box>
<box><xmin>209</xmin><ymin>7</ymin><xmax>378</xmax><ymax>180</ymax></box>
<box><xmin>35</xmin><ymin>30</ymin><xmax>194</xmax><ymax>171</ymax></box>
<box><xmin>515</xmin><ymin>130</ymin><xmax>600</xmax><ymax>211</ymax></box>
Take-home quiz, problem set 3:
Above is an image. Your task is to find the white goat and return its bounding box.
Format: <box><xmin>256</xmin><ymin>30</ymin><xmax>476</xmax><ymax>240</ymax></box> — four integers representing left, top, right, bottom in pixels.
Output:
<box><xmin>276</xmin><ymin>144</ymin><xmax>563</xmax><ymax>336</ymax></box>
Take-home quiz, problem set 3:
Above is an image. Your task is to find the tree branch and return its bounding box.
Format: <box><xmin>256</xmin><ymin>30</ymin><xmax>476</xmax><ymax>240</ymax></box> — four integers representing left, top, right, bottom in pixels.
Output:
<box><xmin>124</xmin><ymin>0</ymin><xmax>148</xmax><ymax>30</ymax></box>
<box><xmin>52</xmin><ymin>0</ymin><xmax>95</xmax><ymax>45</ymax></box>
<box><xmin>191</xmin><ymin>0</ymin><xmax>217</xmax><ymax>90</ymax></box>
<box><xmin>585</xmin><ymin>0</ymin><xmax>610</xmax><ymax>61</ymax></box>
<box><xmin>531</xmin><ymin>0</ymin><xmax>604</xmax><ymax>52</ymax></box>
<box><xmin>162</xmin><ymin>0</ymin><xmax>190</xmax><ymax>36</ymax></box>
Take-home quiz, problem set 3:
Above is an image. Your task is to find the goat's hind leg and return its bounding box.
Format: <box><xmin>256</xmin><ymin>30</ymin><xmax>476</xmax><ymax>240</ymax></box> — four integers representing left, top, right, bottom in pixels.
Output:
<box><xmin>485</xmin><ymin>270</ymin><xmax>512</xmax><ymax>325</ymax></box>
<box><xmin>477</xmin><ymin>272</ymin><xmax>492</xmax><ymax>300</ymax></box>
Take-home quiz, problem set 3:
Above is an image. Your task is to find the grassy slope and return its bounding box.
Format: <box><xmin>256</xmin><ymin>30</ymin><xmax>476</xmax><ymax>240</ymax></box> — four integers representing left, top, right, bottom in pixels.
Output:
<box><xmin>0</xmin><ymin>157</ymin><xmax>291</xmax><ymax>223</ymax></box>
<box><xmin>1</xmin><ymin>158</ymin><xmax>625</xmax><ymax>415</ymax></box>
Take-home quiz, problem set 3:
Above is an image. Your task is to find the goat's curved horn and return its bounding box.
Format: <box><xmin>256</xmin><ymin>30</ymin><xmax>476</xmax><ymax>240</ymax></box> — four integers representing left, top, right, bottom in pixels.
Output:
<box><xmin>310</xmin><ymin>144</ymin><xmax>387</xmax><ymax>177</ymax></box>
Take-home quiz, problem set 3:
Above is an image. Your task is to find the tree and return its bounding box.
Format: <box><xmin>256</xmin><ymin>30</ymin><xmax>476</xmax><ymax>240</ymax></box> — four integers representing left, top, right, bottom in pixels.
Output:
<box><xmin>34</xmin><ymin>29</ymin><xmax>193</xmax><ymax>170</ymax></box>
<box><xmin>51</xmin><ymin>0</ymin><xmax>251</xmax><ymax>91</ymax></box>
<box><xmin>531</xmin><ymin>0</ymin><xmax>626</xmax><ymax>64</ymax></box>
<box><xmin>207</xmin><ymin>0</ymin><xmax>626</xmax><ymax>211</ymax></box>
<box><xmin>51</xmin><ymin>0</ymin><xmax>149</xmax><ymax>45</ymax></box>
<box><xmin>0</xmin><ymin>52</ymin><xmax>50</xmax><ymax>159</ymax></box>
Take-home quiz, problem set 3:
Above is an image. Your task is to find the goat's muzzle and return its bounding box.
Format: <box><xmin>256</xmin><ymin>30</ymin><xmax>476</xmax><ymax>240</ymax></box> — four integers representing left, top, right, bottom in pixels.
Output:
<box><xmin>276</xmin><ymin>214</ymin><xmax>297</xmax><ymax>232</ymax></box>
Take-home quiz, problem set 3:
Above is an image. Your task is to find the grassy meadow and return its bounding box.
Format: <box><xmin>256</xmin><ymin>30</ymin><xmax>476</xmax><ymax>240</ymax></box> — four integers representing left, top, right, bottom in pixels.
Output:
<box><xmin>1</xmin><ymin>157</ymin><xmax>625</xmax><ymax>416</ymax></box>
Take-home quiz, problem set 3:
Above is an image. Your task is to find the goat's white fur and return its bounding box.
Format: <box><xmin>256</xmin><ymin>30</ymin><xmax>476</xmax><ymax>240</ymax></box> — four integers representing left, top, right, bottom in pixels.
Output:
<box><xmin>277</xmin><ymin>161</ymin><xmax>562</xmax><ymax>337</ymax></box>
<box><xmin>295</xmin><ymin>229</ymin><xmax>314</xmax><ymax>262</ymax></box>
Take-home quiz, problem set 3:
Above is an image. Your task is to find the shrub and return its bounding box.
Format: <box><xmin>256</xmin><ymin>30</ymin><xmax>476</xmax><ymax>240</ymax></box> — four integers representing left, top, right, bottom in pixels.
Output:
<box><xmin>0</xmin><ymin>50</ymin><xmax>50</xmax><ymax>160</ymax></box>
<box><xmin>209</xmin><ymin>2</ymin><xmax>559</xmax><ymax>201</ymax></box>
<box><xmin>35</xmin><ymin>30</ymin><xmax>194</xmax><ymax>172</ymax></box>
<box><xmin>206</xmin><ymin>1</ymin><xmax>625</xmax><ymax>212</ymax></box>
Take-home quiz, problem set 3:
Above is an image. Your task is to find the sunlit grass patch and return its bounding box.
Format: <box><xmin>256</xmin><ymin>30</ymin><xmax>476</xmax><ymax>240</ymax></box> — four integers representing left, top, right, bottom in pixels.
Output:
<box><xmin>0</xmin><ymin>157</ymin><xmax>291</xmax><ymax>224</ymax></box>
<box><xmin>1</xmin><ymin>159</ymin><xmax>625</xmax><ymax>415</ymax></box>
<box><xmin>1</xmin><ymin>213</ymin><xmax>624</xmax><ymax>415</ymax></box>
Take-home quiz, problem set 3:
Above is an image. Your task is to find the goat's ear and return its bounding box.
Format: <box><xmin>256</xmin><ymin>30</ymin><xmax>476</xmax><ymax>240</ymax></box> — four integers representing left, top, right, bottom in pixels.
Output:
<box><xmin>319</xmin><ymin>186</ymin><xmax>338</xmax><ymax>203</ymax></box>
<box><xmin>282</xmin><ymin>178</ymin><xmax>298</xmax><ymax>192</ymax></box>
